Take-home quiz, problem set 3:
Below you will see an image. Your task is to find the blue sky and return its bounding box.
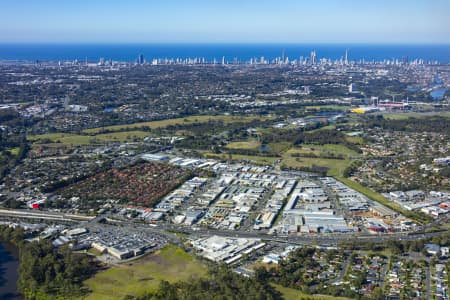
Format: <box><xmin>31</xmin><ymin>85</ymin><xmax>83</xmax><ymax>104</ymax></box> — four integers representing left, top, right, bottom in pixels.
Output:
<box><xmin>1</xmin><ymin>0</ymin><xmax>449</xmax><ymax>43</ymax></box>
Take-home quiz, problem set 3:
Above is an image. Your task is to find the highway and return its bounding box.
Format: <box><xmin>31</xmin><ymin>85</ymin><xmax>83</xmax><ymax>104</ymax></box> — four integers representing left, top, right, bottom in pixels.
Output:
<box><xmin>108</xmin><ymin>218</ymin><xmax>448</xmax><ymax>247</ymax></box>
<box><xmin>0</xmin><ymin>208</ymin><xmax>447</xmax><ymax>246</ymax></box>
<box><xmin>0</xmin><ymin>208</ymin><xmax>95</xmax><ymax>222</ymax></box>
<box><xmin>164</xmin><ymin>224</ymin><xmax>447</xmax><ymax>244</ymax></box>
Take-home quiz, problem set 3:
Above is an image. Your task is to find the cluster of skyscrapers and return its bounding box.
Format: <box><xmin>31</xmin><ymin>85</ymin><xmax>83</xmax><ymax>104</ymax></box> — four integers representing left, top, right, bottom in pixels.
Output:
<box><xmin>89</xmin><ymin>50</ymin><xmax>434</xmax><ymax>67</ymax></box>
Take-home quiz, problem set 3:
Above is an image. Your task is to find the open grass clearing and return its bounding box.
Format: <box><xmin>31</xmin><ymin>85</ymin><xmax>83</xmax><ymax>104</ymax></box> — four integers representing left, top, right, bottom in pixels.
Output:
<box><xmin>267</xmin><ymin>142</ymin><xmax>292</xmax><ymax>154</ymax></box>
<box><xmin>82</xmin><ymin>115</ymin><xmax>267</xmax><ymax>134</ymax></box>
<box><xmin>282</xmin><ymin>154</ymin><xmax>352</xmax><ymax>177</ymax></box>
<box><xmin>28</xmin><ymin>130</ymin><xmax>151</xmax><ymax>145</ymax></box>
<box><xmin>83</xmin><ymin>245</ymin><xmax>206</xmax><ymax>300</ymax></box>
<box><xmin>7</xmin><ymin>147</ymin><xmax>20</xmax><ymax>156</ymax></box>
<box><xmin>308</xmin><ymin>124</ymin><xmax>337</xmax><ymax>132</ymax></box>
<box><xmin>291</xmin><ymin>144</ymin><xmax>360</xmax><ymax>158</ymax></box>
<box><xmin>226</xmin><ymin>140</ymin><xmax>261</xmax><ymax>150</ymax></box>
<box><xmin>381</xmin><ymin>111</ymin><xmax>450</xmax><ymax>120</ymax></box>
<box><xmin>203</xmin><ymin>152</ymin><xmax>278</xmax><ymax>165</ymax></box>
<box><xmin>272</xmin><ymin>284</ymin><xmax>353</xmax><ymax>300</ymax></box>
<box><xmin>94</xmin><ymin>131</ymin><xmax>150</xmax><ymax>142</ymax></box>
<box><xmin>31</xmin><ymin>143</ymin><xmax>75</xmax><ymax>149</ymax></box>
<box><xmin>282</xmin><ymin>144</ymin><xmax>361</xmax><ymax>177</ymax></box>
<box><xmin>305</xmin><ymin>105</ymin><xmax>353</xmax><ymax>112</ymax></box>
<box><xmin>27</xmin><ymin>132</ymin><xmax>79</xmax><ymax>142</ymax></box>
<box><xmin>225</xmin><ymin>140</ymin><xmax>292</xmax><ymax>155</ymax></box>
<box><xmin>28</xmin><ymin>133</ymin><xmax>93</xmax><ymax>145</ymax></box>
<box><xmin>345</xmin><ymin>136</ymin><xmax>364</xmax><ymax>144</ymax></box>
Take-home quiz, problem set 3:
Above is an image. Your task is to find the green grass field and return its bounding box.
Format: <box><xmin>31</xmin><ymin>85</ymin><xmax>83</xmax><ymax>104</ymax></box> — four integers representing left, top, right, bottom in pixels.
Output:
<box><xmin>282</xmin><ymin>144</ymin><xmax>360</xmax><ymax>177</ymax></box>
<box><xmin>305</xmin><ymin>105</ymin><xmax>353</xmax><ymax>112</ymax></box>
<box><xmin>28</xmin><ymin>115</ymin><xmax>269</xmax><ymax>146</ymax></box>
<box><xmin>83</xmin><ymin>115</ymin><xmax>267</xmax><ymax>134</ymax></box>
<box><xmin>267</xmin><ymin>142</ymin><xmax>292</xmax><ymax>154</ymax></box>
<box><xmin>225</xmin><ymin>139</ymin><xmax>292</xmax><ymax>155</ymax></box>
<box><xmin>282</xmin><ymin>155</ymin><xmax>352</xmax><ymax>177</ymax></box>
<box><xmin>290</xmin><ymin>144</ymin><xmax>360</xmax><ymax>158</ymax></box>
<box><xmin>210</xmin><ymin>143</ymin><xmax>359</xmax><ymax>177</ymax></box>
<box><xmin>7</xmin><ymin>147</ymin><xmax>20</xmax><ymax>156</ymax></box>
<box><xmin>226</xmin><ymin>140</ymin><xmax>261</xmax><ymax>150</ymax></box>
<box><xmin>273</xmin><ymin>284</ymin><xmax>353</xmax><ymax>300</ymax></box>
<box><xmin>83</xmin><ymin>245</ymin><xmax>207</xmax><ymax>300</ymax></box>
<box><xmin>381</xmin><ymin>111</ymin><xmax>450</xmax><ymax>120</ymax></box>
<box><xmin>308</xmin><ymin>124</ymin><xmax>337</xmax><ymax>132</ymax></box>
<box><xmin>204</xmin><ymin>152</ymin><xmax>278</xmax><ymax>165</ymax></box>
<box><xmin>28</xmin><ymin>130</ymin><xmax>151</xmax><ymax>145</ymax></box>
<box><xmin>95</xmin><ymin>131</ymin><xmax>150</xmax><ymax>142</ymax></box>
<box><xmin>345</xmin><ymin>136</ymin><xmax>364</xmax><ymax>144</ymax></box>
<box><xmin>28</xmin><ymin>132</ymin><xmax>80</xmax><ymax>141</ymax></box>
<box><xmin>28</xmin><ymin>133</ymin><xmax>93</xmax><ymax>145</ymax></box>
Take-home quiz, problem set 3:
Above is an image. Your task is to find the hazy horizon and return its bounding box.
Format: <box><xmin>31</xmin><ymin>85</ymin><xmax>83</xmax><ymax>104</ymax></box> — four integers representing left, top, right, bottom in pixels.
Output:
<box><xmin>1</xmin><ymin>42</ymin><xmax>450</xmax><ymax>45</ymax></box>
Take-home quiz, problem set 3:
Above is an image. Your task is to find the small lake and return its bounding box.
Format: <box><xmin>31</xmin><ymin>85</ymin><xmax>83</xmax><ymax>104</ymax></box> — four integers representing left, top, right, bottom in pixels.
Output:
<box><xmin>260</xmin><ymin>145</ymin><xmax>271</xmax><ymax>152</ymax></box>
<box><xmin>103</xmin><ymin>106</ymin><xmax>116</xmax><ymax>112</ymax></box>
<box><xmin>0</xmin><ymin>241</ymin><xmax>22</xmax><ymax>300</ymax></box>
<box><xmin>430</xmin><ymin>88</ymin><xmax>446</xmax><ymax>100</ymax></box>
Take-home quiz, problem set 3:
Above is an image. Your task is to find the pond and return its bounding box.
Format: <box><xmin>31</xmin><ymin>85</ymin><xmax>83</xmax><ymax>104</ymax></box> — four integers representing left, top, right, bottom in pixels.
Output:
<box><xmin>260</xmin><ymin>145</ymin><xmax>271</xmax><ymax>152</ymax></box>
<box><xmin>103</xmin><ymin>106</ymin><xmax>116</xmax><ymax>112</ymax></box>
<box><xmin>0</xmin><ymin>241</ymin><xmax>22</xmax><ymax>300</ymax></box>
<box><xmin>430</xmin><ymin>88</ymin><xmax>446</xmax><ymax>100</ymax></box>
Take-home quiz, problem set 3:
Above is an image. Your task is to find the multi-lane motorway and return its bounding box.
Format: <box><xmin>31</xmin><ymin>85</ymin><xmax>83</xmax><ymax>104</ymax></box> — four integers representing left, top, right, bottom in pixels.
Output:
<box><xmin>0</xmin><ymin>208</ymin><xmax>447</xmax><ymax>247</ymax></box>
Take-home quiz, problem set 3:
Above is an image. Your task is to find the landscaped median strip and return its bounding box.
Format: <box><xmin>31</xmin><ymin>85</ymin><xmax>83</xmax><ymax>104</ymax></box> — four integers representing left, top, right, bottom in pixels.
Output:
<box><xmin>335</xmin><ymin>176</ymin><xmax>433</xmax><ymax>225</ymax></box>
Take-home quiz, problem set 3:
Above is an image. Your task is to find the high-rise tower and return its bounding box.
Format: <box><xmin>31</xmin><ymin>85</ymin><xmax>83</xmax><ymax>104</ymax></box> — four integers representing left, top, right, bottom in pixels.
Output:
<box><xmin>310</xmin><ymin>50</ymin><xmax>316</xmax><ymax>65</ymax></box>
<box><xmin>138</xmin><ymin>54</ymin><xmax>144</xmax><ymax>65</ymax></box>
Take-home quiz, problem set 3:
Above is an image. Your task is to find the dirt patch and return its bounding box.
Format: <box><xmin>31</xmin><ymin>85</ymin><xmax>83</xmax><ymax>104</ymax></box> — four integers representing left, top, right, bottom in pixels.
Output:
<box><xmin>142</xmin><ymin>252</ymin><xmax>170</xmax><ymax>267</ymax></box>
<box><xmin>138</xmin><ymin>277</ymin><xmax>154</xmax><ymax>282</ymax></box>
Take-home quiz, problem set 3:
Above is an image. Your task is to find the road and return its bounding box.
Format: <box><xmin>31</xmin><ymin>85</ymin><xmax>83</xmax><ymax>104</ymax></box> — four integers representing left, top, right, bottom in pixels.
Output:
<box><xmin>0</xmin><ymin>208</ymin><xmax>94</xmax><ymax>222</ymax></box>
<box><xmin>126</xmin><ymin>220</ymin><xmax>448</xmax><ymax>247</ymax></box>
<box><xmin>0</xmin><ymin>208</ymin><xmax>448</xmax><ymax>247</ymax></box>
<box><xmin>332</xmin><ymin>252</ymin><xmax>350</xmax><ymax>284</ymax></box>
<box><xmin>401</xmin><ymin>251</ymin><xmax>432</xmax><ymax>299</ymax></box>
<box><xmin>379</xmin><ymin>260</ymin><xmax>389</xmax><ymax>291</ymax></box>
<box><xmin>426</xmin><ymin>263</ymin><xmax>431</xmax><ymax>300</ymax></box>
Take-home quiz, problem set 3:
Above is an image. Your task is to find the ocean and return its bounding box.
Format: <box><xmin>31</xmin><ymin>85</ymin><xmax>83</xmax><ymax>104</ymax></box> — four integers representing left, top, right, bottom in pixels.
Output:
<box><xmin>0</xmin><ymin>44</ymin><xmax>449</xmax><ymax>63</ymax></box>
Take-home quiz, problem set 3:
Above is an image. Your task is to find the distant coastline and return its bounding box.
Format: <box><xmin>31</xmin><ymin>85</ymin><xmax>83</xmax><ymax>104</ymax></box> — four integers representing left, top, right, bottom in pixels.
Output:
<box><xmin>0</xmin><ymin>43</ymin><xmax>449</xmax><ymax>63</ymax></box>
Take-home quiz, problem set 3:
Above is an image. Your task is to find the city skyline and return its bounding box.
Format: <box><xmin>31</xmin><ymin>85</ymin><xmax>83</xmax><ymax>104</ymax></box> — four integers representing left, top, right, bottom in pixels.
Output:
<box><xmin>1</xmin><ymin>0</ymin><xmax>449</xmax><ymax>44</ymax></box>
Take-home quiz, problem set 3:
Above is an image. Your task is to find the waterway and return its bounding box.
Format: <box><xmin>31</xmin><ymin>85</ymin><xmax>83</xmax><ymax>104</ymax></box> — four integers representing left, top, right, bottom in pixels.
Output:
<box><xmin>0</xmin><ymin>241</ymin><xmax>22</xmax><ymax>300</ymax></box>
